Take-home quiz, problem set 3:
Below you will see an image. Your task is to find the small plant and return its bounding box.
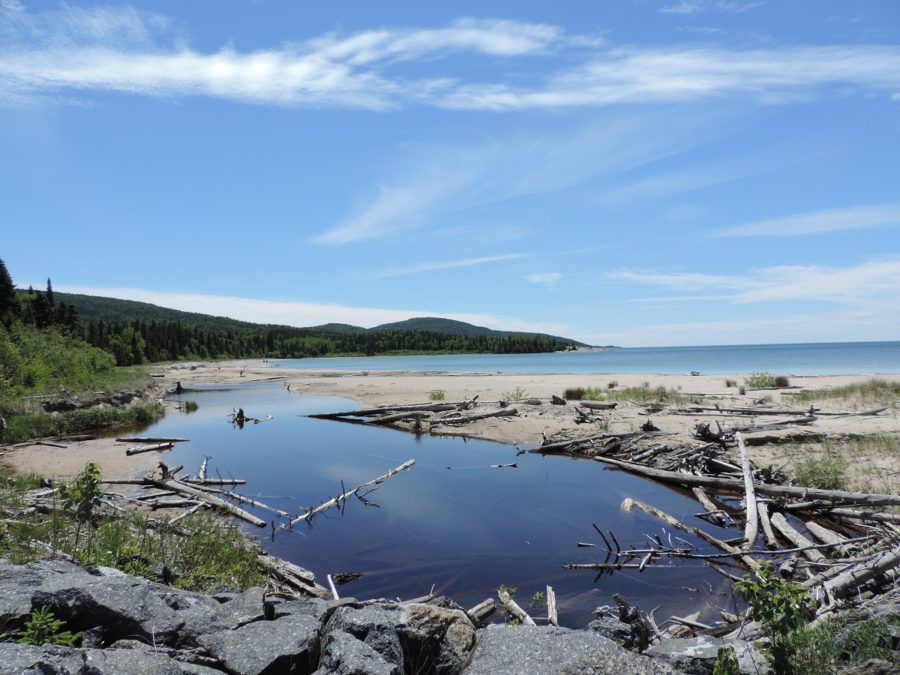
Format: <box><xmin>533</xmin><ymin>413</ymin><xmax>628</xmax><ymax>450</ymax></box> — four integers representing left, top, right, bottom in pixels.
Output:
<box><xmin>497</xmin><ymin>585</ymin><xmax>544</xmax><ymax>625</ymax></box>
<box><xmin>774</xmin><ymin>375</ymin><xmax>791</xmax><ymax>388</ymax></box>
<box><xmin>793</xmin><ymin>451</ymin><xmax>848</xmax><ymax>490</ymax></box>
<box><xmin>18</xmin><ymin>606</ymin><xmax>81</xmax><ymax>647</ymax></box>
<box><xmin>502</xmin><ymin>386</ymin><xmax>528</xmax><ymax>402</ymax></box>
<box><xmin>429</xmin><ymin>390</ymin><xmax>445</xmax><ymax>401</ymax></box>
<box><xmin>745</xmin><ymin>372</ymin><xmax>789</xmax><ymax>389</ymax></box>
<box><xmin>724</xmin><ymin>379</ymin><xmax>737</xmax><ymax>388</ymax></box>
<box><xmin>712</xmin><ymin>646</ymin><xmax>740</xmax><ymax>675</ymax></box>
<box><xmin>183</xmin><ymin>400</ymin><xmax>199</xmax><ymax>413</ymax></box>
<box><xmin>563</xmin><ymin>387</ymin><xmax>586</xmax><ymax>400</ymax></box>
<box><xmin>736</xmin><ymin>561</ymin><xmax>815</xmax><ymax>674</ymax></box>
<box><xmin>607</xmin><ymin>380</ymin><xmax>618</xmax><ymax>390</ymax></box>
<box><xmin>62</xmin><ymin>462</ymin><xmax>103</xmax><ymax>549</ymax></box>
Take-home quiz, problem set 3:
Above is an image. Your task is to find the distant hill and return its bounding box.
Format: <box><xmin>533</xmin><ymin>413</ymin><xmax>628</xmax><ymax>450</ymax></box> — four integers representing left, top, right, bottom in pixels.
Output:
<box><xmin>372</xmin><ymin>317</ymin><xmax>587</xmax><ymax>347</ymax></box>
<box><xmin>30</xmin><ymin>291</ymin><xmax>589</xmax><ymax>365</ymax></box>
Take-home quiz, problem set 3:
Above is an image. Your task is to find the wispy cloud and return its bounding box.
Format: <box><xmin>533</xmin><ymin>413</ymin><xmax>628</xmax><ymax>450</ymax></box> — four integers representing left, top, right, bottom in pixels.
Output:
<box><xmin>54</xmin><ymin>284</ymin><xmax>570</xmax><ymax>335</ymax></box>
<box><xmin>315</xmin><ymin>111</ymin><xmax>719</xmax><ymax>244</ymax></box>
<box><xmin>526</xmin><ymin>273</ymin><xmax>562</xmax><ymax>287</ymax></box>
<box><xmin>708</xmin><ymin>204</ymin><xmax>900</xmax><ymax>238</ymax></box>
<box><xmin>609</xmin><ymin>258</ymin><xmax>900</xmax><ymax>304</ymax></box>
<box><xmin>370</xmin><ymin>253</ymin><xmax>527</xmax><ymax>279</ymax></box>
<box><xmin>2</xmin><ymin>6</ymin><xmax>900</xmax><ymax>110</ymax></box>
<box><xmin>660</xmin><ymin>1</ymin><xmax>763</xmax><ymax>15</ymax></box>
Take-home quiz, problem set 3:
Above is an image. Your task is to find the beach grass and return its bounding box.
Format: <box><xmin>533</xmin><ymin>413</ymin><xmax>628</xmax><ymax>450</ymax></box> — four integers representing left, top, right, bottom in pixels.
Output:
<box><xmin>785</xmin><ymin>378</ymin><xmax>900</xmax><ymax>406</ymax></box>
<box><xmin>3</xmin><ymin>403</ymin><xmax>165</xmax><ymax>444</ymax></box>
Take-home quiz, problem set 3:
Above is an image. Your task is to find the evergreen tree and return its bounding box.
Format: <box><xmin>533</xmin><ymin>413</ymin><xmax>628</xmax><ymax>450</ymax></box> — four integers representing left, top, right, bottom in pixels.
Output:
<box><xmin>0</xmin><ymin>258</ymin><xmax>18</xmax><ymax>325</ymax></box>
<box><xmin>46</xmin><ymin>278</ymin><xmax>54</xmax><ymax>306</ymax></box>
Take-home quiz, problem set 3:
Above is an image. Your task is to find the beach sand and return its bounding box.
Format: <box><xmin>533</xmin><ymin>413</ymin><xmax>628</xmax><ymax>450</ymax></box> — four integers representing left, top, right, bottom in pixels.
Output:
<box><xmin>3</xmin><ymin>359</ymin><xmax>898</xmax><ymax>493</ymax></box>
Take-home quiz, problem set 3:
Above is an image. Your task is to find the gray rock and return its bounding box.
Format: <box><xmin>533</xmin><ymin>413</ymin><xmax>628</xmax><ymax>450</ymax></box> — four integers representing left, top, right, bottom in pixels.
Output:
<box><xmin>0</xmin><ymin>643</ymin><xmax>222</xmax><ymax>674</ymax></box>
<box><xmin>585</xmin><ymin>616</ymin><xmax>634</xmax><ymax>644</ymax></box>
<box><xmin>314</xmin><ymin>629</ymin><xmax>401</xmax><ymax>675</ymax></box>
<box><xmin>465</xmin><ymin>625</ymin><xmax>683</xmax><ymax>675</ymax></box>
<box><xmin>198</xmin><ymin>611</ymin><xmax>320</xmax><ymax>675</ymax></box>
<box><xmin>397</xmin><ymin>602</ymin><xmax>476</xmax><ymax>674</ymax></box>
<box><xmin>644</xmin><ymin>636</ymin><xmax>768</xmax><ymax>674</ymax></box>
<box><xmin>325</xmin><ymin>604</ymin><xmax>405</xmax><ymax>668</ymax></box>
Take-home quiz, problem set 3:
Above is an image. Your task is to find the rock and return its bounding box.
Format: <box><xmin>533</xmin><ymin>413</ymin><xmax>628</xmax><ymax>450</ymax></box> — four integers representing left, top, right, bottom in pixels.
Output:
<box><xmin>0</xmin><ymin>643</ymin><xmax>222</xmax><ymax>674</ymax></box>
<box><xmin>325</xmin><ymin>604</ymin><xmax>405</xmax><ymax>668</ymax></box>
<box><xmin>314</xmin><ymin>629</ymin><xmax>401</xmax><ymax>675</ymax></box>
<box><xmin>397</xmin><ymin>602</ymin><xmax>476</xmax><ymax>674</ymax></box>
<box><xmin>644</xmin><ymin>636</ymin><xmax>768</xmax><ymax>674</ymax></box>
<box><xmin>465</xmin><ymin>625</ymin><xmax>683</xmax><ymax>674</ymax></box>
<box><xmin>198</xmin><ymin>612</ymin><xmax>320</xmax><ymax>675</ymax></box>
<box><xmin>841</xmin><ymin>659</ymin><xmax>897</xmax><ymax>675</ymax></box>
<box><xmin>585</xmin><ymin>616</ymin><xmax>633</xmax><ymax>645</ymax></box>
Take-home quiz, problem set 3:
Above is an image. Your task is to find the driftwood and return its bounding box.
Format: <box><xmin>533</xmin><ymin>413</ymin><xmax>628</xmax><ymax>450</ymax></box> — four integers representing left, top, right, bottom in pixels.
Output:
<box><xmin>498</xmin><ymin>589</ymin><xmax>536</xmax><ymax>626</ymax></box>
<box><xmin>309</xmin><ymin>402</ymin><xmax>460</xmax><ymax>420</ymax></box>
<box><xmin>432</xmin><ymin>407</ymin><xmax>518</xmax><ymax>426</ymax></box>
<box><xmin>198</xmin><ymin>486</ymin><xmax>289</xmax><ymax>518</ymax></box>
<box><xmin>168</xmin><ymin>503</ymin><xmax>206</xmax><ymax>524</ymax></box>
<box><xmin>367</xmin><ymin>411</ymin><xmax>434</xmax><ymax>425</ymax></box>
<box><xmin>692</xmin><ymin>487</ymin><xmax>726</xmax><ymax>525</ymax></box>
<box><xmin>822</xmin><ymin>547</ymin><xmax>900</xmax><ymax>600</ymax></box>
<box><xmin>258</xmin><ymin>554</ymin><xmax>329</xmax><ymax>597</ymax></box>
<box><xmin>757</xmin><ymin>501</ymin><xmax>779</xmax><ymax>549</ymax></box>
<box><xmin>825</xmin><ymin>508</ymin><xmax>900</xmax><ymax>524</ymax></box>
<box><xmin>594</xmin><ymin>456</ymin><xmax>900</xmax><ymax>506</ymax></box>
<box><xmin>287</xmin><ymin>459</ymin><xmax>415</xmax><ymax>527</ymax></box>
<box><xmin>736</xmin><ymin>433</ymin><xmax>759</xmax><ymax>550</ymax></box>
<box><xmin>621</xmin><ymin>497</ymin><xmax>759</xmax><ymax>570</ymax></box>
<box><xmin>145</xmin><ymin>468</ymin><xmax>266</xmax><ymax>528</ymax></box>
<box><xmin>805</xmin><ymin>521</ymin><xmax>852</xmax><ymax>557</ymax></box>
<box><xmin>184</xmin><ymin>478</ymin><xmax>247</xmax><ymax>486</ymax></box>
<box><xmin>197</xmin><ymin>455</ymin><xmax>210</xmax><ymax>482</ymax></box>
<box><xmin>125</xmin><ymin>442</ymin><xmax>174</xmax><ymax>456</ymax></box>
<box><xmin>546</xmin><ymin>585</ymin><xmax>558</xmax><ymax>626</ymax></box>
<box><xmin>578</xmin><ymin>401</ymin><xmax>618</xmax><ymax>410</ymax></box>
<box><xmin>466</xmin><ymin>598</ymin><xmax>495</xmax><ymax>623</ymax></box>
<box><xmin>117</xmin><ymin>436</ymin><xmax>189</xmax><ymax>443</ymax></box>
<box><xmin>769</xmin><ymin>513</ymin><xmax>826</xmax><ymax>563</ymax></box>
<box><xmin>327</xmin><ymin>574</ymin><xmax>340</xmax><ymax>600</ymax></box>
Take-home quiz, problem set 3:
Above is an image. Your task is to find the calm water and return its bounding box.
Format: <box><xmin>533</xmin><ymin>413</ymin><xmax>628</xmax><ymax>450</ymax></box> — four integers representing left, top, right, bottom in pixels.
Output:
<box><xmin>142</xmin><ymin>384</ymin><xmax>731</xmax><ymax>627</ymax></box>
<box><xmin>273</xmin><ymin>341</ymin><xmax>900</xmax><ymax>375</ymax></box>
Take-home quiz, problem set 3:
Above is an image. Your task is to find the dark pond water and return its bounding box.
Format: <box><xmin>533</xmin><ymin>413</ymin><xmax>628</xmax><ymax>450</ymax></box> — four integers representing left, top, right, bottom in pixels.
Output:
<box><xmin>145</xmin><ymin>383</ymin><xmax>732</xmax><ymax>627</ymax></box>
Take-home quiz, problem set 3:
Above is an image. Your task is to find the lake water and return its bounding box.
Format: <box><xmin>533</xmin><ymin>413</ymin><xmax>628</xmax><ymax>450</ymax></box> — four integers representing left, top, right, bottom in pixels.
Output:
<box><xmin>141</xmin><ymin>383</ymin><xmax>732</xmax><ymax>627</ymax></box>
<box><xmin>273</xmin><ymin>341</ymin><xmax>900</xmax><ymax>375</ymax></box>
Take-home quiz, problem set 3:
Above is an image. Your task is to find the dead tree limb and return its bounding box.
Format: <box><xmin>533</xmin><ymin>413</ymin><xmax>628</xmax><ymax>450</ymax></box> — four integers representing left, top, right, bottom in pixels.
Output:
<box><xmin>432</xmin><ymin>407</ymin><xmax>518</xmax><ymax>426</ymax></box>
<box><xmin>126</xmin><ymin>442</ymin><xmax>174</xmax><ymax>456</ymax></box>
<box><xmin>736</xmin><ymin>433</ymin><xmax>759</xmax><ymax>551</ymax></box>
<box><xmin>546</xmin><ymin>585</ymin><xmax>558</xmax><ymax>627</ymax></box>
<box><xmin>144</xmin><ymin>472</ymin><xmax>266</xmax><ymax>528</ymax></box>
<box><xmin>769</xmin><ymin>513</ymin><xmax>826</xmax><ymax>563</ymax></box>
<box><xmin>498</xmin><ymin>589</ymin><xmax>536</xmax><ymax>626</ymax></box>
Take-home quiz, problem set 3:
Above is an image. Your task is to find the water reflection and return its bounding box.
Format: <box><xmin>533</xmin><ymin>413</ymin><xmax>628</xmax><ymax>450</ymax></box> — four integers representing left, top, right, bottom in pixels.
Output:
<box><xmin>144</xmin><ymin>384</ymin><xmax>728</xmax><ymax>627</ymax></box>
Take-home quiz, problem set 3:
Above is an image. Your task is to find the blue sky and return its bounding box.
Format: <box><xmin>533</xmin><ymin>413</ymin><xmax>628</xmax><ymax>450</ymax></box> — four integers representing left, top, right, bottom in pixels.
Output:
<box><xmin>2</xmin><ymin>0</ymin><xmax>899</xmax><ymax>347</ymax></box>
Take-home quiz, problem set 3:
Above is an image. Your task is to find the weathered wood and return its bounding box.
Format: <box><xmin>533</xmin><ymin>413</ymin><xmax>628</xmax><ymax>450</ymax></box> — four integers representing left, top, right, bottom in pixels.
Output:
<box><xmin>197</xmin><ymin>455</ymin><xmax>210</xmax><ymax>482</ymax></box>
<box><xmin>367</xmin><ymin>410</ymin><xmax>434</xmax><ymax>425</ymax></box>
<box><xmin>736</xmin><ymin>433</ymin><xmax>758</xmax><ymax>551</ymax></box>
<box><xmin>184</xmin><ymin>478</ymin><xmax>247</xmax><ymax>486</ymax></box>
<box><xmin>622</xmin><ymin>497</ymin><xmax>759</xmax><ymax>570</ymax></box>
<box><xmin>466</xmin><ymin>598</ymin><xmax>496</xmax><ymax>623</ymax></box>
<box><xmin>691</xmin><ymin>487</ymin><xmax>725</xmax><ymax>525</ymax></box>
<box><xmin>546</xmin><ymin>585</ymin><xmax>558</xmax><ymax>627</ymax></box>
<box><xmin>533</xmin><ymin>430</ymin><xmax>666</xmax><ymax>455</ymax></box>
<box><xmin>578</xmin><ymin>401</ymin><xmax>618</xmax><ymax>410</ymax></box>
<box><xmin>769</xmin><ymin>513</ymin><xmax>826</xmax><ymax>563</ymax></box>
<box><xmin>126</xmin><ymin>442</ymin><xmax>174</xmax><ymax>456</ymax></box>
<box><xmin>327</xmin><ymin>574</ymin><xmax>340</xmax><ymax>600</ymax></box>
<box><xmin>498</xmin><ymin>589</ymin><xmax>536</xmax><ymax>626</ymax></box>
<box><xmin>806</xmin><ymin>521</ymin><xmax>852</xmax><ymax>556</ymax></box>
<box><xmin>308</xmin><ymin>402</ymin><xmax>460</xmax><ymax>419</ymax></box>
<box><xmin>144</xmin><ymin>473</ymin><xmax>266</xmax><ymax>528</ymax></box>
<box><xmin>431</xmin><ymin>407</ymin><xmax>518</xmax><ymax>426</ymax></box>
<box><xmin>822</xmin><ymin>547</ymin><xmax>900</xmax><ymax>600</ymax></box>
<box><xmin>118</xmin><ymin>437</ymin><xmax>188</xmax><ymax>443</ymax></box>
<box><xmin>826</xmin><ymin>508</ymin><xmax>900</xmax><ymax>524</ymax></box>
<box><xmin>757</xmin><ymin>501</ymin><xmax>779</xmax><ymax>549</ymax></box>
<box><xmin>593</xmin><ymin>456</ymin><xmax>900</xmax><ymax>506</ymax></box>
<box><xmin>258</xmin><ymin>554</ymin><xmax>329</xmax><ymax>597</ymax></box>
<box><xmin>287</xmin><ymin>459</ymin><xmax>416</xmax><ymax>527</ymax></box>
<box><xmin>670</xmin><ymin>615</ymin><xmax>713</xmax><ymax>631</ymax></box>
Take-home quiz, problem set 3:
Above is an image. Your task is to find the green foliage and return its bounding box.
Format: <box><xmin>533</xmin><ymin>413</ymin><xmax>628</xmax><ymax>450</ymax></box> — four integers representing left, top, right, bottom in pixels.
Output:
<box><xmin>63</xmin><ymin>463</ymin><xmax>103</xmax><ymax>524</ymax></box>
<box><xmin>563</xmin><ymin>387</ymin><xmax>604</xmax><ymax>401</ymax></box>
<box><xmin>712</xmin><ymin>646</ymin><xmax>740</xmax><ymax>675</ymax></box>
<box><xmin>17</xmin><ymin>606</ymin><xmax>81</xmax><ymax>647</ymax></box>
<box><xmin>3</xmin><ymin>403</ymin><xmax>164</xmax><ymax>444</ymax></box>
<box><xmin>183</xmin><ymin>400</ymin><xmax>199</xmax><ymax>413</ymax></box>
<box><xmin>780</xmin><ymin>614</ymin><xmax>897</xmax><ymax>675</ymax></box>
<box><xmin>745</xmin><ymin>372</ymin><xmax>790</xmax><ymax>389</ymax></box>
<box><xmin>793</xmin><ymin>450</ymin><xmax>848</xmax><ymax>490</ymax></box>
<box><xmin>502</xmin><ymin>386</ymin><xmax>528</xmax><ymax>402</ymax></box>
<box><xmin>496</xmin><ymin>585</ymin><xmax>545</xmax><ymax>625</ymax></box>
<box><xmin>736</xmin><ymin>562</ymin><xmax>815</xmax><ymax>674</ymax></box>
<box><xmin>563</xmin><ymin>387</ymin><xmax>586</xmax><ymax>400</ymax></box>
<box><xmin>429</xmin><ymin>390</ymin><xmax>445</xmax><ymax>401</ymax></box>
<box><xmin>786</xmin><ymin>378</ymin><xmax>900</xmax><ymax>406</ymax></box>
<box><xmin>606</xmin><ymin>385</ymin><xmax>685</xmax><ymax>404</ymax></box>
<box><xmin>0</xmin><ymin>258</ymin><xmax>18</xmax><ymax>326</ymax></box>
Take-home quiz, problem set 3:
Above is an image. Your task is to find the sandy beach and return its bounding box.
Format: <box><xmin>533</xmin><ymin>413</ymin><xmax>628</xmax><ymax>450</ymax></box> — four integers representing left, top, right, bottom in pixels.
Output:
<box><xmin>4</xmin><ymin>359</ymin><xmax>898</xmax><ymax>495</ymax></box>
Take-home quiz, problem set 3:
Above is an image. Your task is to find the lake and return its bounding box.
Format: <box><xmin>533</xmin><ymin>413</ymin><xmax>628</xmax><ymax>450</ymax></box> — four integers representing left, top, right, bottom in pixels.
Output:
<box><xmin>273</xmin><ymin>340</ymin><xmax>900</xmax><ymax>375</ymax></box>
<box><xmin>142</xmin><ymin>383</ymin><xmax>732</xmax><ymax>627</ymax></box>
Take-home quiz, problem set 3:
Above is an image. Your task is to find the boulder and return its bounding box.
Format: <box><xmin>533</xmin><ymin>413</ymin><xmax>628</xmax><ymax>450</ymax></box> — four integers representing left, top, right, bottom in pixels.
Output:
<box><xmin>465</xmin><ymin>625</ymin><xmax>682</xmax><ymax>674</ymax></box>
<box><xmin>198</xmin><ymin>612</ymin><xmax>320</xmax><ymax>675</ymax></box>
<box><xmin>0</xmin><ymin>643</ymin><xmax>222</xmax><ymax>674</ymax></box>
<box><xmin>324</xmin><ymin>604</ymin><xmax>405</xmax><ymax>668</ymax></box>
<box><xmin>314</xmin><ymin>629</ymin><xmax>401</xmax><ymax>675</ymax></box>
<box><xmin>397</xmin><ymin>602</ymin><xmax>476</xmax><ymax>674</ymax></box>
<box><xmin>644</xmin><ymin>636</ymin><xmax>768</xmax><ymax>674</ymax></box>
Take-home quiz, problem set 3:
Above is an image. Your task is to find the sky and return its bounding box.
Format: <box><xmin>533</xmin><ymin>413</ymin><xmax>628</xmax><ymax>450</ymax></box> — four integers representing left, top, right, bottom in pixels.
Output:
<box><xmin>2</xmin><ymin>0</ymin><xmax>899</xmax><ymax>347</ymax></box>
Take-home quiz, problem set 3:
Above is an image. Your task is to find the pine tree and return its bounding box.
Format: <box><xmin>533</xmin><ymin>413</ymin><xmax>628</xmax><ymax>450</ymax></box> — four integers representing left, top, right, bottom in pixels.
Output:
<box><xmin>0</xmin><ymin>258</ymin><xmax>18</xmax><ymax>325</ymax></box>
<box><xmin>46</xmin><ymin>278</ymin><xmax>54</xmax><ymax>306</ymax></box>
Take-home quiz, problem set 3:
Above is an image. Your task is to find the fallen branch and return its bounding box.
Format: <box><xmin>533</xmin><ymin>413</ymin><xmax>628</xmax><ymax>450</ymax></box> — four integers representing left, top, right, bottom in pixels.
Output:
<box><xmin>736</xmin><ymin>433</ymin><xmax>759</xmax><ymax>551</ymax></box>
<box><xmin>125</xmin><ymin>442</ymin><xmax>174</xmax><ymax>456</ymax></box>
<box><xmin>287</xmin><ymin>459</ymin><xmax>416</xmax><ymax>527</ymax></box>
<box><xmin>431</xmin><ymin>407</ymin><xmax>518</xmax><ymax>426</ymax></box>
<box><xmin>498</xmin><ymin>589</ymin><xmax>536</xmax><ymax>626</ymax></box>
<box><xmin>145</xmin><ymin>468</ymin><xmax>266</xmax><ymax>528</ymax></box>
<box><xmin>546</xmin><ymin>585</ymin><xmax>558</xmax><ymax>627</ymax></box>
<box><xmin>769</xmin><ymin>513</ymin><xmax>826</xmax><ymax>563</ymax></box>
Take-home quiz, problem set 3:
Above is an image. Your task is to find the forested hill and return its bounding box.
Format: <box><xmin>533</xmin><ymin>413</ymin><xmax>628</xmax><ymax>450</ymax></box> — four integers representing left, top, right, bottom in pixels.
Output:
<box><xmin>48</xmin><ymin>292</ymin><xmax>586</xmax><ymax>366</ymax></box>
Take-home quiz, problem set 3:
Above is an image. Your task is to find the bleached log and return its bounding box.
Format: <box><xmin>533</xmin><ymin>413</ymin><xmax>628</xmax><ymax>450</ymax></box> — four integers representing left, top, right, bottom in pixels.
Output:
<box><xmin>144</xmin><ymin>474</ymin><xmax>266</xmax><ymax>528</ymax></box>
<box><xmin>622</xmin><ymin>497</ymin><xmax>759</xmax><ymax>570</ymax></box>
<box><xmin>168</xmin><ymin>503</ymin><xmax>206</xmax><ymax>525</ymax></box>
<box><xmin>367</xmin><ymin>410</ymin><xmax>434</xmax><ymax>425</ymax></box>
<box><xmin>691</xmin><ymin>487</ymin><xmax>725</xmax><ymax>525</ymax></box>
<box><xmin>258</xmin><ymin>554</ymin><xmax>329</xmax><ymax>597</ymax></box>
<box><xmin>822</xmin><ymin>546</ymin><xmax>900</xmax><ymax>600</ymax></box>
<box><xmin>546</xmin><ymin>585</ymin><xmax>558</xmax><ymax>626</ymax></box>
<box><xmin>431</xmin><ymin>407</ymin><xmax>518</xmax><ymax>426</ymax></box>
<box><xmin>308</xmin><ymin>402</ymin><xmax>459</xmax><ymax>419</ymax></box>
<box><xmin>578</xmin><ymin>401</ymin><xmax>618</xmax><ymax>410</ymax></box>
<box><xmin>826</xmin><ymin>508</ymin><xmax>900</xmax><ymax>524</ymax></box>
<box><xmin>806</xmin><ymin>521</ymin><xmax>852</xmax><ymax>556</ymax></box>
<box><xmin>736</xmin><ymin>433</ymin><xmax>758</xmax><ymax>550</ymax></box>
<box><xmin>327</xmin><ymin>574</ymin><xmax>340</xmax><ymax>600</ymax></box>
<box><xmin>769</xmin><ymin>513</ymin><xmax>826</xmax><ymax>563</ymax></box>
<box><xmin>184</xmin><ymin>478</ymin><xmax>247</xmax><ymax>486</ymax></box>
<box><xmin>126</xmin><ymin>442</ymin><xmax>174</xmax><ymax>456</ymax></box>
<box><xmin>287</xmin><ymin>459</ymin><xmax>415</xmax><ymax>527</ymax></box>
<box><xmin>197</xmin><ymin>455</ymin><xmax>210</xmax><ymax>482</ymax></box>
<box><xmin>593</xmin><ymin>456</ymin><xmax>900</xmax><ymax>506</ymax></box>
<box><xmin>498</xmin><ymin>589</ymin><xmax>536</xmax><ymax>626</ymax></box>
<box><xmin>758</xmin><ymin>501</ymin><xmax>779</xmax><ymax>549</ymax></box>
<box><xmin>466</xmin><ymin>598</ymin><xmax>495</xmax><ymax>623</ymax></box>
<box><xmin>210</xmin><ymin>489</ymin><xmax>288</xmax><ymax>518</ymax></box>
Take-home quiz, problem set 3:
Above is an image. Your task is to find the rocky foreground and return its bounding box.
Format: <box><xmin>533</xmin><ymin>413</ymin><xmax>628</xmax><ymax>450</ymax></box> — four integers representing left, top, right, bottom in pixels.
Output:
<box><xmin>0</xmin><ymin>558</ymin><xmax>775</xmax><ymax>675</ymax></box>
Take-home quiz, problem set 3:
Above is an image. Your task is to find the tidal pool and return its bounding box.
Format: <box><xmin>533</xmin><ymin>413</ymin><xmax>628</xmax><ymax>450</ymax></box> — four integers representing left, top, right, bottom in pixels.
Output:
<box><xmin>142</xmin><ymin>383</ymin><xmax>731</xmax><ymax>627</ymax></box>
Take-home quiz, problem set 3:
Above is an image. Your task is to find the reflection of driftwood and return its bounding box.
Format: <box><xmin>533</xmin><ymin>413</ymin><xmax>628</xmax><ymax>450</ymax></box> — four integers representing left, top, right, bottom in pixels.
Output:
<box><xmin>197</xmin><ymin>455</ymin><xmax>210</xmax><ymax>481</ymax></box>
<box><xmin>498</xmin><ymin>589</ymin><xmax>536</xmax><ymax>626</ymax></box>
<box><xmin>432</xmin><ymin>407</ymin><xmax>518</xmax><ymax>426</ymax></box>
<box><xmin>622</xmin><ymin>497</ymin><xmax>759</xmax><ymax>570</ymax></box>
<box><xmin>595</xmin><ymin>456</ymin><xmax>900</xmax><ymax>506</ymax></box>
<box><xmin>287</xmin><ymin>459</ymin><xmax>415</xmax><ymax>527</ymax></box>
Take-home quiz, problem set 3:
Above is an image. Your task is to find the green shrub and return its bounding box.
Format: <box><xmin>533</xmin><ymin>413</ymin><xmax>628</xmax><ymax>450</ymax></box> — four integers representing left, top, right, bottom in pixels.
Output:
<box><xmin>607</xmin><ymin>380</ymin><xmax>618</xmax><ymax>389</ymax></box>
<box><xmin>17</xmin><ymin>606</ymin><xmax>80</xmax><ymax>647</ymax></box>
<box><xmin>745</xmin><ymin>372</ymin><xmax>777</xmax><ymax>388</ymax></box>
<box><xmin>793</xmin><ymin>451</ymin><xmax>848</xmax><ymax>490</ymax></box>
<box><xmin>502</xmin><ymin>386</ymin><xmax>528</xmax><ymax>402</ymax></box>
<box><xmin>564</xmin><ymin>387</ymin><xmax>586</xmax><ymax>400</ymax></box>
<box><xmin>3</xmin><ymin>403</ymin><xmax>164</xmax><ymax>444</ymax></box>
<box><xmin>786</xmin><ymin>378</ymin><xmax>900</xmax><ymax>405</ymax></box>
<box><xmin>429</xmin><ymin>390</ymin><xmax>445</xmax><ymax>401</ymax></box>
